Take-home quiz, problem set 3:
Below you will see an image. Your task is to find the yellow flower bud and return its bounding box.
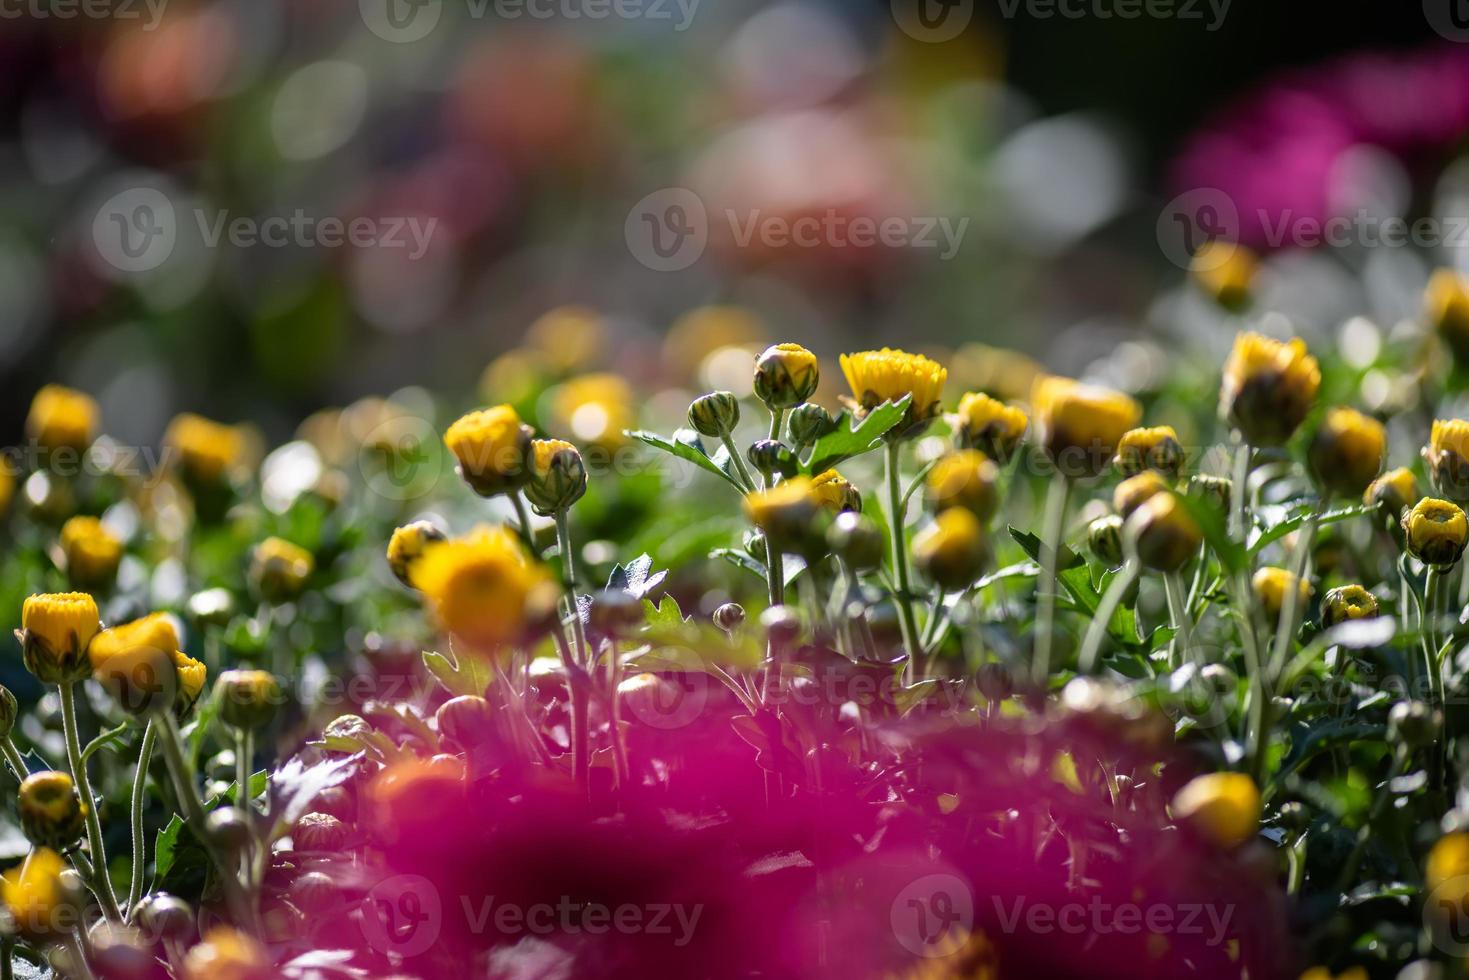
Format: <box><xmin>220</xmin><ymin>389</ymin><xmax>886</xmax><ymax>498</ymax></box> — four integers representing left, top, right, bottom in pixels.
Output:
<box><xmin>1308</xmin><ymin>407</ymin><xmax>1385</xmax><ymax>498</ymax></box>
<box><xmin>1402</xmin><ymin>497</ymin><xmax>1469</xmax><ymax>568</ymax></box>
<box><xmin>1219</xmin><ymin>332</ymin><xmax>1320</xmax><ymax>447</ymax></box>
<box><xmin>214</xmin><ymin>669</ymin><xmax>282</xmax><ymax>731</ymax></box>
<box><xmin>182</xmin><ymin>926</ymin><xmax>274</xmax><ymax>980</ymax></box>
<box><xmin>1</xmin><ymin>848</ymin><xmax>76</xmax><ymax>939</ymax></box>
<box><xmin>249</xmin><ymin>537</ymin><xmax>314</xmax><ymax>603</ymax></box>
<box><xmin>19</xmin><ymin>592</ymin><xmax>98</xmax><ymax>684</ymax></box>
<box><xmin>1364</xmin><ymin>467</ymin><xmax>1419</xmax><ymax>522</ymax></box>
<box><xmin>1114</xmin><ymin>426</ymin><xmax>1184</xmax><ymax>478</ymax></box>
<box><xmin>1252</xmin><ymin>566</ymin><xmax>1313</xmax><ymax>624</ymax></box>
<box><xmin>1426</xmin><ymin>268</ymin><xmax>1469</xmax><ymax>363</ymax></box>
<box><xmin>952</xmin><ymin>391</ymin><xmax>1028</xmax><ymax>462</ymax></box>
<box><xmin>1171</xmin><ymin>772</ymin><xmax>1260</xmax><ymax>849</ymax></box>
<box><xmin>1428</xmin><ymin>831</ymin><xmax>1469</xmax><ymax>894</ymax></box>
<box><xmin>90</xmin><ymin>613</ymin><xmax>205</xmax><ymax>715</ymax></box>
<box><xmin>924</xmin><ymin>451</ymin><xmax>999</xmax><ymax>520</ymax></box>
<box><xmin>410</xmin><ymin>525</ymin><xmax>555</xmax><ymax>653</ymax></box>
<box><xmin>18</xmin><ymin>772</ymin><xmax>86</xmax><ymax>850</ymax></box>
<box><xmin>753</xmin><ymin>343</ymin><xmax>820</xmax><ymax>410</ymax></box>
<box><xmin>1321</xmin><ymin>585</ymin><xmax>1379</xmax><ymax>628</ymax></box>
<box><xmin>839</xmin><ymin>348</ymin><xmax>947</xmax><ymax>437</ymax></box>
<box><xmin>810</xmin><ymin>469</ymin><xmax>861</xmax><ymax>514</ymax></box>
<box><xmin>164</xmin><ymin>412</ymin><xmax>248</xmax><ymax>488</ymax></box>
<box><xmin>26</xmin><ymin>384</ymin><xmax>98</xmax><ymax>453</ymax></box>
<box><xmin>1114</xmin><ymin>470</ymin><xmax>1170</xmax><ymax>519</ymax></box>
<box><xmin>1126</xmin><ymin>493</ymin><xmax>1202</xmax><ymax>573</ymax></box>
<box><xmin>58</xmin><ymin>515</ymin><xmax>123</xmax><ymax>591</ymax></box>
<box><xmin>445</xmin><ymin>404</ymin><xmax>535</xmax><ymax>497</ymax></box>
<box><xmin>1425</xmin><ymin>419</ymin><xmax>1469</xmax><ymax>503</ymax></box>
<box><xmin>744</xmin><ymin>477</ymin><xmax>821</xmax><ymax>553</ymax></box>
<box><xmin>912</xmin><ymin>508</ymin><xmax>988</xmax><ymax>591</ymax></box>
<box><xmin>524</xmin><ymin>438</ymin><xmax>588</xmax><ymax>515</ymax></box>
<box><xmin>1032</xmin><ymin>376</ymin><xmax>1141</xmax><ymax>478</ymax></box>
<box><xmin>1190</xmin><ymin>240</ymin><xmax>1257</xmax><ymax>311</ymax></box>
<box><xmin>386</xmin><ymin>520</ymin><xmax>448</xmax><ymax>588</ymax></box>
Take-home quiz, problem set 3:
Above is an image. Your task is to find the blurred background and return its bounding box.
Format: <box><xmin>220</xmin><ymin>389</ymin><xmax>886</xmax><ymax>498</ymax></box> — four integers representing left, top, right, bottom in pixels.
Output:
<box><xmin>0</xmin><ymin>0</ymin><xmax>1464</xmax><ymax>447</ymax></box>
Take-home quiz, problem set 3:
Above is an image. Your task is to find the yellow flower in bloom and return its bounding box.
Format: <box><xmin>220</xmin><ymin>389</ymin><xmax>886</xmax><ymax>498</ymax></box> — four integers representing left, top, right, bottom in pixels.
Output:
<box><xmin>1252</xmin><ymin>566</ymin><xmax>1313</xmax><ymax>624</ymax></box>
<box><xmin>912</xmin><ymin>508</ymin><xmax>988</xmax><ymax>591</ymax></box>
<box><xmin>445</xmin><ymin>404</ymin><xmax>533</xmax><ymax>496</ymax></box>
<box><xmin>1425</xmin><ymin>419</ymin><xmax>1469</xmax><ymax>503</ymax></box>
<box><xmin>1113</xmin><ymin>470</ymin><xmax>1170</xmax><ymax>519</ymax></box>
<box><xmin>810</xmin><ymin>469</ymin><xmax>861</xmax><ymax>514</ymax></box>
<box><xmin>1126</xmin><ymin>493</ymin><xmax>1202</xmax><ymax>573</ymax></box>
<box><xmin>1114</xmin><ymin>426</ymin><xmax>1184</xmax><ymax>478</ymax></box>
<box><xmin>17</xmin><ymin>772</ymin><xmax>85</xmax><ymax>850</ymax></box>
<box><xmin>925</xmin><ymin>451</ymin><xmax>999</xmax><ymax>520</ymax></box>
<box><xmin>552</xmin><ymin>374</ymin><xmax>634</xmax><ymax>450</ymax></box>
<box><xmin>525</xmin><ymin>438</ymin><xmax>587</xmax><ymax>515</ymax></box>
<box><xmin>1364</xmin><ymin>467</ymin><xmax>1419</xmax><ymax>520</ymax></box>
<box><xmin>182</xmin><ymin>926</ymin><xmax>274</xmax><ymax>980</ymax></box>
<box><xmin>663</xmin><ymin>305</ymin><xmax>765</xmax><ymax>379</ymax></box>
<box><xmin>952</xmin><ymin>391</ymin><xmax>1028</xmax><ymax>461</ymax></box>
<box><xmin>1190</xmin><ymin>240</ymin><xmax>1258</xmax><ymax>312</ymax></box>
<box><xmin>58</xmin><ymin>515</ymin><xmax>123</xmax><ymax>591</ymax></box>
<box><xmin>90</xmin><ymin>613</ymin><xmax>204</xmax><ymax>714</ymax></box>
<box><xmin>1321</xmin><ymin>585</ymin><xmax>1379</xmax><ymax>628</ymax></box>
<box><xmin>20</xmin><ymin>592</ymin><xmax>98</xmax><ymax>684</ymax></box>
<box><xmin>745</xmin><ymin>477</ymin><xmax>820</xmax><ymax>550</ymax></box>
<box><xmin>411</xmin><ymin>526</ymin><xmax>554</xmax><ymax>652</ymax></box>
<box><xmin>1307</xmin><ymin>407</ymin><xmax>1385</xmax><ymax>498</ymax></box>
<box><xmin>387</xmin><ymin>520</ymin><xmax>447</xmax><ymax>588</ymax></box>
<box><xmin>525</xmin><ymin>305</ymin><xmax>607</xmax><ymax>374</ymax></box>
<box><xmin>1428</xmin><ymin>832</ymin><xmax>1469</xmax><ymax>893</ymax></box>
<box><xmin>26</xmin><ymin>384</ymin><xmax>98</xmax><ymax>452</ymax></box>
<box><xmin>164</xmin><ymin>412</ymin><xmax>247</xmax><ymax>486</ymax></box>
<box><xmin>1219</xmin><ymin>332</ymin><xmax>1320</xmax><ymax>447</ymax></box>
<box><xmin>1426</xmin><ymin>268</ymin><xmax>1469</xmax><ymax>362</ymax></box>
<box><xmin>249</xmin><ymin>537</ymin><xmax>314</xmax><ymax>603</ymax></box>
<box><xmin>1402</xmin><ymin>497</ymin><xmax>1469</xmax><ymax>568</ymax></box>
<box><xmin>1</xmin><ymin>848</ymin><xmax>71</xmax><ymax>938</ymax></box>
<box><xmin>753</xmin><ymin>343</ymin><xmax>820</xmax><ymax>409</ymax></box>
<box><xmin>1171</xmin><ymin>772</ymin><xmax>1260</xmax><ymax>849</ymax></box>
<box><xmin>839</xmin><ymin>348</ymin><xmax>947</xmax><ymax>433</ymax></box>
<box><xmin>1031</xmin><ymin>375</ymin><xmax>1141</xmax><ymax>477</ymax></box>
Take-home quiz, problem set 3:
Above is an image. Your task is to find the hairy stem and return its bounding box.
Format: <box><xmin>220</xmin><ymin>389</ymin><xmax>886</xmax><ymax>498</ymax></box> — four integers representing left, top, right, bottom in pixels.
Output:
<box><xmin>126</xmin><ymin>721</ymin><xmax>157</xmax><ymax>918</ymax></box>
<box><xmin>1078</xmin><ymin>559</ymin><xmax>1140</xmax><ymax>674</ymax></box>
<box><xmin>1032</xmin><ymin>476</ymin><xmax>1072</xmax><ymax>688</ymax></box>
<box><xmin>59</xmin><ymin>682</ymin><xmax>120</xmax><ymax>921</ymax></box>
<box><xmin>885</xmin><ymin>441</ymin><xmax>924</xmax><ymax>684</ymax></box>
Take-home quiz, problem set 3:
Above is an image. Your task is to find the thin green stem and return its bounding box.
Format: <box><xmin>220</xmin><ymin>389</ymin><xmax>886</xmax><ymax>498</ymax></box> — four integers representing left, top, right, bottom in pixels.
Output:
<box><xmin>555</xmin><ymin>510</ymin><xmax>590</xmax><ymax>665</ymax></box>
<box><xmin>126</xmin><ymin>721</ymin><xmax>157</xmax><ymax>918</ymax></box>
<box><xmin>59</xmin><ymin>682</ymin><xmax>120</xmax><ymax>921</ymax></box>
<box><xmin>235</xmin><ymin>729</ymin><xmax>253</xmax><ymax>820</ymax></box>
<box><xmin>1425</xmin><ymin>568</ymin><xmax>1446</xmax><ymax>708</ymax></box>
<box><xmin>1</xmin><ymin>737</ymin><xmax>26</xmax><ymax>781</ymax></box>
<box><xmin>719</xmin><ymin>433</ymin><xmax>757</xmax><ymax>492</ymax></box>
<box><xmin>1078</xmin><ymin>559</ymin><xmax>1140</xmax><ymax>674</ymax></box>
<box><xmin>67</xmin><ymin>932</ymin><xmax>94</xmax><ymax>980</ymax></box>
<box><xmin>552</xmin><ymin>509</ymin><xmax>591</xmax><ymax>792</ymax></box>
<box><xmin>1032</xmin><ymin>475</ymin><xmax>1072</xmax><ymax>688</ymax></box>
<box><xmin>510</xmin><ymin>492</ymin><xmax>541</xmax><ymax>558</ymax></box>
<box><xmin>1231</xmin><ymin>442</ymin><xmax>1252</xmax><ymax>541</ymax></box>
<box><xmin>885</xmin><ymin>441</ymin><xmax>924</xmax><ymax>683</ymax></box>
<box><xmin>1164</xmin><ymin>569</ymin><xmax>1194</xmax><ymax>670</ymax></box>
<box><xmin>1267</xmin><ymin>511</ymin><xmax>1318</xmax><ymax>680</ymax></box>
<box><xmin>768</xmin><ymin>407</ymin><xmax>785</xmax><ymax>444</ymax></box>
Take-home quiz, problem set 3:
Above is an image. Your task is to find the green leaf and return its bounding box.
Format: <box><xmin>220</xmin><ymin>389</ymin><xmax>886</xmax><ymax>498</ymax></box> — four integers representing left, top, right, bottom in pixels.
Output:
<box><xmin>627</xmin><ymin>429</ymin><xmax>744</xmax><ymax>491</ymax></box>
<box><xmin>1008</xmin><ymin>527</ymin><xmax>1084</xmax><ymax>571</ymax></box>
<box><xmin>79</xmin><ymin>722</ymin><xmax>132</xmax><ymax>766</ymax></box>
<box><xmin>1172</xmin><ymin>491</ymin><xmax>1244</xmax><ymax>574</ymax></box>
<box><xmin>709</xmin><ymin>548</ymin><xmax>806</xmax><ymax>588</ymax></box>
<box><xmin>153</xmin><ymin>814</ymin><xmax>209</xmax><ymax>899</ymax></box>
<box><xmin>422</xmin><ymin>650</ymin><xmax>484</xmax><ymax>699</ymax></box>
<box><xmin>1250</xmin><ymin>503</ymin><xmax>1375</xmax><ymax>554</ymax></box>
<box><xmin>802</xmin><ymin>396</ymin><xmax>912</xmax><ymax>474</ymax></box>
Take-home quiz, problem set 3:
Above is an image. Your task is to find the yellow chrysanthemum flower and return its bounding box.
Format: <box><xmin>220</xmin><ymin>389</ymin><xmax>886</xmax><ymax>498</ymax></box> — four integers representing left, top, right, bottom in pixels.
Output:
<box><xmin>809</xmin><ymin>469</ymin><xmax>861</xmax><ymax>514</ymax></box>
<box><xmin>952</xmin><ymin>392</ymin><xmax>1028</xmax><ymax>461</ymax></box>
<box><xmin>1308</xmin><ymin>407</ymin><xmax>1385</xmax><ymax>498</ymax></box>
<box><xmin>26</xmin><ymin>384</ymin><xmax>99</xmax><ymax>453</ymax></box>
<box><xmin>1426</xmin><ymin>268</ymin><xmax>1469</xmax><ymax>362</ymax></box>
<box><xmin>526</xmin><ymin>305</ymin><xmax>607</xmax><ymax>374</ymax></box>
<box><xmin>164</xmin><ymin>412</ymin><xmax>248</xmax><ymax>486</ymax></box>
<box><xmin>1251</xmin><ymin>566</ymin><xmax>1314</xmax><ymax>624</ymax></box>
<box><xmin>249</xmin><ymin>536</ymin><xmax>314</xmax><ymax>604</ymax></box>
<box><xmin>90</xmin><ymin>613</ymin><xmax>204</xmax><ymax>714</ymax></box>
<box><xmin>58</xmin><ymin>515</ymin><xmax>123</xmax><ymax>591</ymax></box>
<box><xmin>1171</xmin><ymin>772</ymin><xmax>1260</xmax><ymax>849</ymax></box>
<box><xmin>1364</xmin><ymin>467</ymin><xmax>1419</xmax><ymax>520</ymax></box>
<box><xmin>1031</xmin><ymin>376</ymin><xmax>1141</xmax><ymax>477</ymax></box>
<box><xmin>20</xmin><ymin>592</ymin><xmax>99</xmax><ymax>684</ymax></box>
<box><xmin>754</xmin><ymin>343</ymin><xmax>820</xmax><ymax>409</ymax></box>
<box><xmin>17</xmin><ymin>772</ymin><xmax>85</xmax><ymax>850</ymax></box>
<box><xmin>445</xmin><ymin>404</ymin><xmax>533</xmax><ymax>497</ymax></box>
<box><xmin>182</xmin><ymin>926</ymin><xmax>275</xmax><ymax>980</ymax></box>
<box><xmin>1219</xmin><ymin>332</ymin><xmax>1320</xmax><ymax>447</ymax></box>
<box><xmin>1126</xmin><ymin>492</ymin><xmax>1202</xmax><ymax>573</ymax></box>
<box><xmin>1321</xmin><ymin>585</ymin><xmax>1379</xmax><ymax>628</ymax></box>
<box><xmin>411</xmin><ymin>526</ymin><xmax>554</xmax><ymax>653</ymax></box>
<box><xmin>1114</xmin><ymin>426</ymin><xmax>1184</xmax><ymax>478</ymax></box>
<box><xmin>839</xmin><ymin>348</ymin><xmax>947</xmax><ymax>432</ymax></box>
<box><xmin>1425</xmin><ymin>419</ymin><xmax>1469</xmax><ymax>503</ymax></box>
<box><xmin>925</xmin><ymin>451</ymin><xmax>999</xmax><ymax>520</ymax></box>
<box><xmin>551</xmin><ymin>374</ymin><xmax>634</xmax><ymax>450</ymax></box>
<box><xmin>744</xmin><ymin>477</ymin><xmax>820</xmax><ymax>550</ymax></box>
<box><xmin>1402</xmin><ymin>497</ymin><xmax>1469</xmax><ymax>568</ymax></box>
<box><xmin>1</xmin><ymin>848</ymin><xmax>71</xmax><ymax>938</ymax></box>
<box><xmin>387</xmin><ymin>520</ymin><xmax>448</xmax><ymax>588</ymax></box>
<box><xmin>1190</xmin><ymin>240</ymin><xmax>1258</xmax><ymax>311</ymax></box>
<box><xmin>912</xmin><ymin>508</ymin><xmax>987</xmax><ymax>591</ymax></box>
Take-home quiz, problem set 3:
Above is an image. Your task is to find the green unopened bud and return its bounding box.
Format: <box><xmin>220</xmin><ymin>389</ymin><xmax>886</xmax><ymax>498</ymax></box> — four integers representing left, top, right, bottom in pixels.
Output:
<box><xmin>215</xmin><ymin>669</ymin><xmax>281</xmax><ymax>731</ymax></box>
<box><xmin>975</xmin><ymin>662</ymin><xmax>1013</xmax><ymax>704</ymax></box>
<box><xmin>435</xmin><ymin>696</ymin><xmax>493</xmax><ymax>754</ymax></box>
<box><xmin>293</xmin><ymin>811</ymin><xmax>349</xmax><ymax>852</ymax></box>
<box><xmin>753</xmin><ymin>343</ymin><xmax>819</xmax><ymax>410</ymax></box>
<box><xmin>249</xmin><ymin>537</ymin><xmax>314</xmax><ymax>603</ymax></box>
<box><xmin>688</xmin><ymin>391</ymin><xmax>741</xmax><ymax>438</ymax></box>
<box><xmin>747</xmin><ymin>440</ymin><xmax>796</xmax><ymax>479</ymax></box>
<box><xmin>19</xmin><ymin>771</ymin><xmax>87</xmax><ymax>850</ymax></box>
<box><xmin>290</xmin><ymin>870</ymin><xmax>343</xmax><ymax>917</ymax></box>
<box><xmin>1088</xmin><ymin>515</ymin><xmax>1125</xmax><ymax>568</ymax></box>
<box><xmin>826</xmin><ymin>511</ymin><xmax>885</xmax><ymax>570</ymax></box>
<box><xmin>206</xmin><ymin>807</ymin><xmax>252</xmax><ymax>853</ymax></box>
<box><xmin>1125</xmin><ymin>494</ymin><xmax>1202</xmax><ymax>573</ymax></box>
<box><xmin>1389</xmin><ymin>700</ymin><xmax>1441</xmax><ymax>748</ymax></box>
<box><xmin>788</xmin><ymin>403</ymin><xmax>836</xmax><ymax>448</ymax></box>
<box><xmin>524</xmin><ymin>439</ymin><xmax>588</xmax><ymax>515</ymax></box>
<box><xmin>133</xmin><ymin>893</ymin><xmax>194</xmax><ymax>942</ymax></box>
<box><xmin>713</xmin><ymin>602</ymin><xmax>746</xmax><ymax>633</ymax></box>
<box><xmin>1187</xmin><ymin>474</ymin><xmax>1232</xmax><ymax>515</ymax></box>
<box><xmin>0</xmin><ymin>683</ymin><xmax>15</xmax><ymax>738</ymax></box>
